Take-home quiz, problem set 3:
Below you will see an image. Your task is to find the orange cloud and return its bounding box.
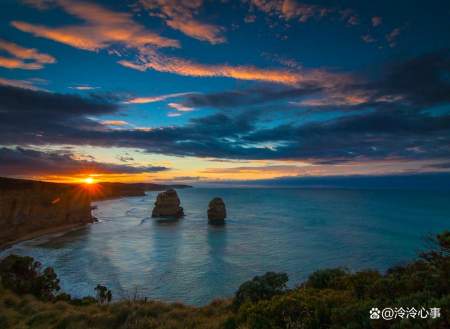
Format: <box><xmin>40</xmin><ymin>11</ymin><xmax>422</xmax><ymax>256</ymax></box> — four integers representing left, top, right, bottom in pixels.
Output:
<box><xmin>125</xmin><ymin>92</ymin><xmax>194</xmax><ymax>104</ymax></box>
<box><xmin>168</xmin><ymin>102</ymin><xmax>194</xmax><ymax>112</ymax></box>
<box><xmin>0</xmin><ymin>56</ymin><xmax>41</xmax><ymax>70</ymax></box>
<box><xmin>0</xmin><ymin>39</ymin><xmax>55</xmax><ymax>70</ymax></box>
<box><xmin>100</xmin><ymin>120</ymin><xmax>128</xmax><ymax>126</ymax></box>
<box><xmin>17</xmin><ymin>0</ymin><xmax>348</xmax><ymax>87</ymax></box>
<box><xmin>11</xmin><ymin>21</ymin><xmax>102</xmax><ymax>51</ymax></box>
<box><xmin>119</xmin><ymin>50</ymin><xmax>350</xmax><ymax>86</ymax></box>
<box><xmin>0</xmin><ymin>39</ymin><xmax>55</xmax><ymax>63</ymax></box>
<box><xmin>139</xmin><ymin>0</ymin><xmax>225</xmax><ymax>44</ymax></box>
<box><xmin>299</xmin><ymin>94</ymin><xmax>369</xmax><ymax>107</ymax></box>
<box><xmin>119</xmin><ymin>52</ymin><xmax>304</xmax><ymax>85</ymax></box>
<box><xmin>14</xmin><ymin>0</ymin><xmax>179</xmax><ymax>52</ymax></box>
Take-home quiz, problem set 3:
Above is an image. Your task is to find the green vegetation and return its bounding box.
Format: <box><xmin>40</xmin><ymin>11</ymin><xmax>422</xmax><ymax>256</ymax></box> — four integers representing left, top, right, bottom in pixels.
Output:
<box><xmin>0</xmin><ymin>231</ymin><xmax>449</xmax><ymax>328</ymax></box>
<box><xmin>233</xmin><ymin>272</ymin><xmax>288</xmax><ymax>309</ymax></box>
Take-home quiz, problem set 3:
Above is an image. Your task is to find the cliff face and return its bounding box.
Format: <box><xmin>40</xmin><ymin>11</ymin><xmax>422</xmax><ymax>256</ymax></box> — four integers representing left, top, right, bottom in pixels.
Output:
<box><xmin>0</xmin><ymin>177</ymin><xmax>192</xmax><ymax>248</ymax></box>
<box><xmin>0</xmin><ymin>178</ymin><xmax>93</xmax><ymax>247</ymax></box>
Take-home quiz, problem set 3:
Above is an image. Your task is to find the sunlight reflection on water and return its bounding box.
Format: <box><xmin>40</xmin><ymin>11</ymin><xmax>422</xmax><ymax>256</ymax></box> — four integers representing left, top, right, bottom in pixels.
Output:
<box><xmin>2</xmin><ymin>188</ymin><xmax>449</xmax><ymax>305</ymax></box>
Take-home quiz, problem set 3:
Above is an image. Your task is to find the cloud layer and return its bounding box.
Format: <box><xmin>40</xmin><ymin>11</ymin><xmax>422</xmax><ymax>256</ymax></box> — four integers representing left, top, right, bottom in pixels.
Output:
<box><xmin>1</xmin><ymin>50</ymin><xmax>449</xmax><ymax>169</ymax></box>
<box><xmin>14</xmin><ymin>0</ymin><xmax>179</xmax><ymax>52</ymax></box>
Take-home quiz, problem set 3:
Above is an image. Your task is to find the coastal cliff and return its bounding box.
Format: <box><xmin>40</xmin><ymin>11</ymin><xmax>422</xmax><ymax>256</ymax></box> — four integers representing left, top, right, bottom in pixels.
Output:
<box><xmin>0</xmin><ymin>177</ymin><xmax>93</xmax><ymax>248</ymax></box>
<box><xmin>0</xmin><ymin>177</ymin><xmax>192</xmax><ymax>248</ymax></box>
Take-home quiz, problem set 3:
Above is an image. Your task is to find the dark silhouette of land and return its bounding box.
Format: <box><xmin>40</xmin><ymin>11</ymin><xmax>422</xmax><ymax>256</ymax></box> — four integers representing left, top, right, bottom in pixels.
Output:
<box><xmin>0</xmin><ymin>177</ymin><xmax>191</xmax><ymax>248</ymax></box>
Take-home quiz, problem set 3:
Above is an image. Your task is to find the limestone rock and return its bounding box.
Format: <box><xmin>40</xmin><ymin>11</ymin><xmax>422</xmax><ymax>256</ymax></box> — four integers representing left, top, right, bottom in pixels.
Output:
<box><xmin>151</xmin><ymin>189</ymin><xmax>184</xmax><ymax>218</ymax></box>
<box><xmin>207</xmin><ymin>197</ymin><xmax>226</xmax><ymax>224</ymax></box>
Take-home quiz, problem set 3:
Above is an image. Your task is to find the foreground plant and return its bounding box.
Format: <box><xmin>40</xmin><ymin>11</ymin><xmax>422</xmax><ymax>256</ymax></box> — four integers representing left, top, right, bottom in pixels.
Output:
<box><xmin>0</xmin><ymin>231</ymin><xmax>448</xmax><ymax>328</ymax></box>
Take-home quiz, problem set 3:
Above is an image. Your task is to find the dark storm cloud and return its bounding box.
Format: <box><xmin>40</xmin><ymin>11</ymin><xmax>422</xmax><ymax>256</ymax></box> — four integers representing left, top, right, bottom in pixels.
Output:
<box><xmin>1</xmin><ymin>50</ymin><xmax>450</xmax><ymax>165</ymax></box>
<box><xmin>0</xmin><ymin>147</ymin><xmax>169</xmax><ymax>175</ymax></box>
<box><xmin>369</xmin><ymin>49</ymin><xmax>450</xmax><ymax>107</ymax></box>
<box><xmin>0</xmin><ymin>84</ymin><xmax>117</xmax><ymax>116</ymax></box>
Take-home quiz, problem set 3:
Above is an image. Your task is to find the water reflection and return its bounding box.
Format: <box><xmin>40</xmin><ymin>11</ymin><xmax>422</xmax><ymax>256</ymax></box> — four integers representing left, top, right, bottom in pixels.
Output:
<box><xmin>1</xmin><ymin>188</ymin><xmax>449</xmax><ymax>305</ymax></box>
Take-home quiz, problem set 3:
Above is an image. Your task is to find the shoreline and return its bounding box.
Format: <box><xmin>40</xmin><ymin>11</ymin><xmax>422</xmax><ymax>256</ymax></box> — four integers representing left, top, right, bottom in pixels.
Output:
<box><xmin>0</xmin><ymin>222</ymin><xmax>92</xmax><ymax>251</ymax></box>
<box><xmin>0</xmin><ymin>191</ymin><xmax>152</xmax><ymax>251</ymax></box>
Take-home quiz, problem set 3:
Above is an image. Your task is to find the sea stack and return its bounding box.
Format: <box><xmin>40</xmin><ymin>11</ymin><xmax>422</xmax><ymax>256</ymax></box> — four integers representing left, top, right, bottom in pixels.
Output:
<box><xmin>207</xmin><ymin>197</ymin><xmax>227</xmax><ymax>224</ymax></box>
<box><xmin>151</xmin><ymin>189</ymin><xmax>184</xmax><ymax>218</ymax></box>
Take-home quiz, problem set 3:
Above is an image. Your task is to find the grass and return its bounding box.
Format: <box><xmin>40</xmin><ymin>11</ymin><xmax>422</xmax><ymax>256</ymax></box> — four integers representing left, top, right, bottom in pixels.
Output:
<box><xmin>0</xmin><ymin>289</ymin><xmax>232</xmax><ymax>329</ymax></box>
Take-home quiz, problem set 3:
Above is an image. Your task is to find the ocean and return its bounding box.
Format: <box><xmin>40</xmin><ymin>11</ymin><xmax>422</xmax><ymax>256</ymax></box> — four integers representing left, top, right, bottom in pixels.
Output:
<box><xmin>2</xmin><ymin>188</ymin><xmax>449</xmax><ymax>305</ymax></box>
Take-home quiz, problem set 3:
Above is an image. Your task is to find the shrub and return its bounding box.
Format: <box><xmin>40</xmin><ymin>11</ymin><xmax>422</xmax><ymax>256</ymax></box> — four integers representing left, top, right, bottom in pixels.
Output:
<box><xmin>233</xmin><ymin>272</ymin><xmax>288</xmax><ymax>309</ymax></box>
<box><xmin>305</xmin><ymin>267</ymin><xmax>348</xmax><ymax>289</ymax></box>
<box><xmin>232</xmin><ymin>231</ymin><xmax>450</xmax><ymax>329</ymax></box>
<box><xmin>55</xmin><ymin>293</ymin><xmax>72</xmax><ymax>302</ymax></box>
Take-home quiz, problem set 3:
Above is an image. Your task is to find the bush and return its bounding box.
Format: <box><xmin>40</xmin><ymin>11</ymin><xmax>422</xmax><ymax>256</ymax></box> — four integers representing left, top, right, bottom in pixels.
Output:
<box><xmin>232</xmin><ymin>231</ymin><xmax>450</xmax><ymax>329</ymax></box>
<box><xmin>305</xmin><ymin>267</ymin><xmax>348</xmax><ymax>289</ymax></box>
<box><xmin>233</xmin><ymin>272</ymin><xmax>288</xmax><ymax>309</ymax></box>
<box><xmin>55</xmin><ymin>293</ymin><xmax>72</xmax><ymax>302</ymax></box>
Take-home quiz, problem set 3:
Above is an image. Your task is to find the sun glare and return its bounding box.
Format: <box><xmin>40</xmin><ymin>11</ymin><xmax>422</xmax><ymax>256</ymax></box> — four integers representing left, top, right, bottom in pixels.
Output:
<box><xmin>84</xmin><ymin>177</ymin><xmax>95</xmax><ymax>184</ymax></box>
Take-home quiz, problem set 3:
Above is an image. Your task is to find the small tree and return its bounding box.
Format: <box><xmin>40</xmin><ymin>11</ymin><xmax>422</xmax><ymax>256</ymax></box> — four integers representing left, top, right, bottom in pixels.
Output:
<box><xmin>0</xmin><ymin>254</ymin><xmax>60</xmax><ymax>300</ymax></box>
<box><xmin>95</xmin><ymin>284</ymin><xmax>112</xmax><ymax>304</ymax></box>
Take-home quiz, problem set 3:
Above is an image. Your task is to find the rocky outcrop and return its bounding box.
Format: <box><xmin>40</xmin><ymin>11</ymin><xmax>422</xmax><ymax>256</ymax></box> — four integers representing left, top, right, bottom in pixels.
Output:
<box><xmin>207</xmin><ymin>197</ymin><xmax>226</xmax><ymax>224</ymax></box>
<box><xmin>151</xmin><ymin>189</ymin><xmax>184</xmax><ymax>218</ymax></box>
<box><xmin>0</xmin><ymin>177</ymin><xmax>94</xmax><ymax>248</ymax></box>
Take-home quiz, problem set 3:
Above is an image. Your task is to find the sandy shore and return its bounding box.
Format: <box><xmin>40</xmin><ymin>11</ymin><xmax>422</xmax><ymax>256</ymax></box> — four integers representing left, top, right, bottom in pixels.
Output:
<box><xmin>0</xmin><ymin>222</ymin><xmax>93</xmax><ymax>251</ymax></box>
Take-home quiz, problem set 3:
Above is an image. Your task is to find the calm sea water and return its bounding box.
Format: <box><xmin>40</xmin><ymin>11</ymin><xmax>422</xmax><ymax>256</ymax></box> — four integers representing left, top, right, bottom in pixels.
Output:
<box><xmin>2</xmin><ymin>188</ymin><xmax>449</xmax><ymax>305</ymax></box>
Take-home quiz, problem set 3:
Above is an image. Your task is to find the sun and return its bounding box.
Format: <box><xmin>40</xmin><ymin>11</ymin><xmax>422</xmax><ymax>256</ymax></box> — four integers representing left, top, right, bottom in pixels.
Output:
<box><xmin>84</xmin><ymin>177</ymin><xmax>95</xmax><ymax>184</ymax></box>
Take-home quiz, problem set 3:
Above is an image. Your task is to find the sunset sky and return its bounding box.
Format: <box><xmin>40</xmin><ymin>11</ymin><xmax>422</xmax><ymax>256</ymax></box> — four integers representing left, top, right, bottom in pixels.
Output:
<box><xmin>1</xmin><ymin>0</ymin><xmax>450</xmax><ymax>184</ymax></box>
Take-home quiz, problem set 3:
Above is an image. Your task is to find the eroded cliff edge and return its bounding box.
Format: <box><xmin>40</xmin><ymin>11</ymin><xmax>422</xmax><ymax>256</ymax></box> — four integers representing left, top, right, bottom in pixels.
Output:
<box><xmin>0</xmin><ymin>177</ymin><xmax>94</xmax><ymax>248</ymax></box>
<box><xmin>0</xmin><ymin>177</ymin><xmax>192</xmax><ymax>248</ymax></box>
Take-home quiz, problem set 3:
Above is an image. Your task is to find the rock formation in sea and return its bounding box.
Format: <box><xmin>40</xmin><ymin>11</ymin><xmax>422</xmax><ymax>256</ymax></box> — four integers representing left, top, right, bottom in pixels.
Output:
<box><xmin>151</xmin><ymin>189</ymin><xmax>184</xmax><ymax>218</ymax></box>
<box><xmin>0</xmin><ymin>177</ymin><xmax>94</xmax><ymax>248</ymax></box>
<box><xmin>207</xmin><ymin>197</ymin><xmax>227</xmax><ymax>224</ymax></box>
